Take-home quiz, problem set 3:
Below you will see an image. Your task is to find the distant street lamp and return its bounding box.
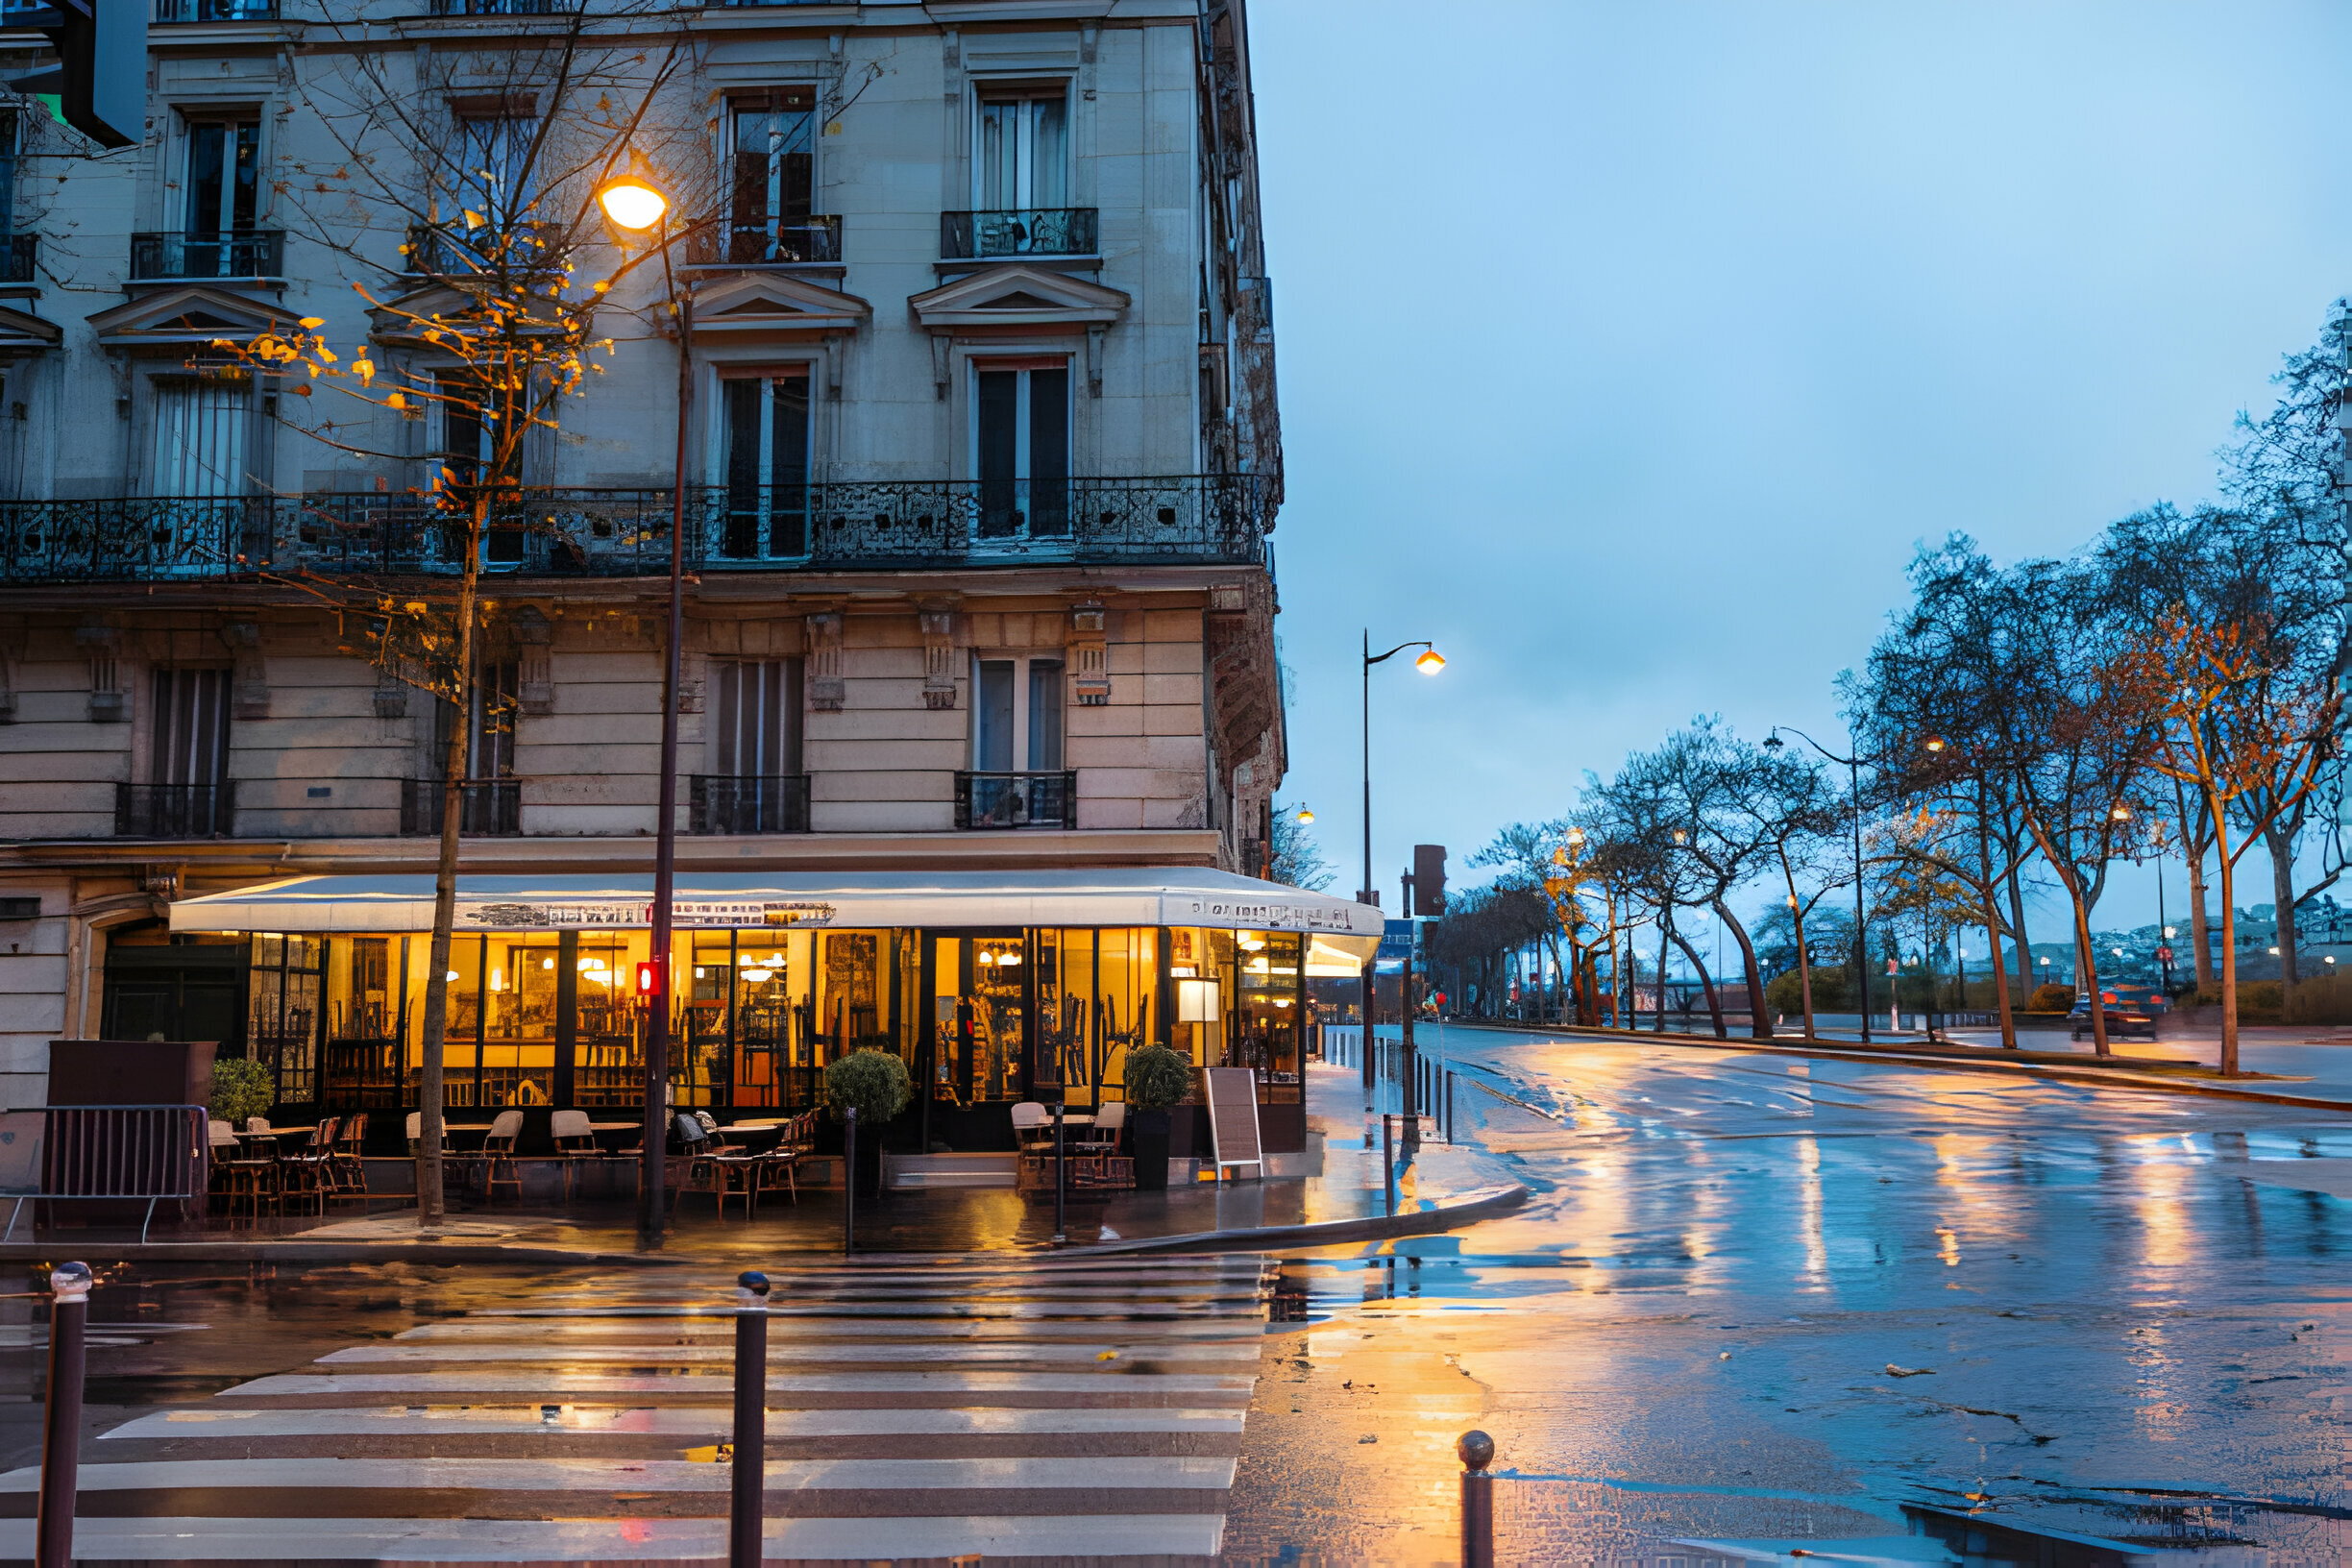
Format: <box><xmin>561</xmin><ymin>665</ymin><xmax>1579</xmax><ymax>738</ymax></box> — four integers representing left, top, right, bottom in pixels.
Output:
<box><xmin>1360</xmin><ymin>631</ymin><xmax>1445</xmax><ymax>1127</ymax></box>
<box><xmin>1295</xmin><ymin>806</ymin><xmax>1314</xmax><ymax>825</ymax></box>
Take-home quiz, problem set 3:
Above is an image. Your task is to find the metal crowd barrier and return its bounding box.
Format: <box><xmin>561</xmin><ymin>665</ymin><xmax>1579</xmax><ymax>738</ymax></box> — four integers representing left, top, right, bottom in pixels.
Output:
<box><xmin>0</xmin><ymin>1104</ymin><xmax>209</xmax><ymax>1243</ymax></box>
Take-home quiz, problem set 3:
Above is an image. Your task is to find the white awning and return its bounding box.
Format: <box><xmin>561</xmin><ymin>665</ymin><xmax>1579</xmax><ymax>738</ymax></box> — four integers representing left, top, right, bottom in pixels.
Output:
<box><xmin>168</xmin><ymin>869</ymin><xmax>1383</xmax><ymax>959</ymax></box>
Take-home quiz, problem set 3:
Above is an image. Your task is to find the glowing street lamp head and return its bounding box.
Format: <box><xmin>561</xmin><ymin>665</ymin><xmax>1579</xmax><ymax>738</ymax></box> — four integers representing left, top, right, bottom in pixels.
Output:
<box><xmin>2110</xmin><ymin>803</ymin><xmax>2133</xmax><ymax>821</ymax></box>
<box><xmin>1923</xmin><ymin>736</ymin><xmax>1947</xmax><ymax>754</ymax></box>
<box><xmin>1564</xmin><ymin>826</ymin><xmax>1584</xmax><ymax>849</ymax></box>
<box><xmin>1294</xmin><ymin>806</ymin><xmax>1314</xmax><ymax>825</ymax></box>
<box><xmin>1414</xmin><ymin>648</ymin><xmax>1445</xmax><ymax>674</ymax></box>
<box><xmin>597</xmin><ymin>176</ymin><xmax>669</xmax><ymax>232</ymax></box>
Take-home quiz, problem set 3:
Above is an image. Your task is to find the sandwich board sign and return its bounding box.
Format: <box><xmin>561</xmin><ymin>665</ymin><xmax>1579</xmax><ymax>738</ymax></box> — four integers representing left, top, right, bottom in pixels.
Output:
<box><xmin>1203</xmin><ymin>1066</ymin><xmax>1263</xmax><ymax>1180</ymax></box>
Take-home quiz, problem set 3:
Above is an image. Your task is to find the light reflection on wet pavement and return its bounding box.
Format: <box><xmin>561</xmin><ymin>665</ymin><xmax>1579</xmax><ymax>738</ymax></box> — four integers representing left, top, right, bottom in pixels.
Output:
<box><xmin>1223</xmin><ymin>1036</ymin><xmax>2352</xmax><ymax>1564</ymax></box>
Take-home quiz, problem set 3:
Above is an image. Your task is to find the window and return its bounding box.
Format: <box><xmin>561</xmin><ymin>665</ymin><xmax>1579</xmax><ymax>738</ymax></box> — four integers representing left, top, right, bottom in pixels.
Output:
<box><xmin>972</xmin><ymin>655</ymin><xmax>1064</xmax><ymax>772</ymax></box>
<box><xmin>153</xmin><ymin>668</ymin><xmax>232</xmax><ymax>793</ymax></box>
<box><xmin>720</xmin><ymin>368</ymin><xmax>811</xmax><ymax>559</ymax></box>
<box><xmin>149</xmin><ymin>375</ymin><xmax>250</xmax><ymax>497</ymax></box>
<box><xmin>713</xmin><ymin>659</ymin><xmax>804</xmax><ymax>779</ymax></box>
<box><xmin>976</xmin><ymin>86</ymin><xmax>1068</xmax><ymax>210</ymax></box>
<box><xmin>727</xmin><ymin>91</ymin><xmax>814</xmax><ymax>263</ymax></box>
<box><xmin>453</xmin><ymin>114</ymin><xmax>540</xmax><ymax>231</ymax></box>
<box><xmin>0</xmin><ymin>110</ymin><xmax>18</xmax><ymax>247</ymax></box>
<box><xmin>973</xmin><ymin>358</ymin><xmax>1069</xmax><ymax>541</ymax></box>
<box><xmin>184</xmin><ymin>115</ymin><xmax>258</xmax><ymax>243</ymax></box>
<box><xmin>435</xmin><ymin>661</ymin><xmax>519</xmax><ymax>780</ymax></box>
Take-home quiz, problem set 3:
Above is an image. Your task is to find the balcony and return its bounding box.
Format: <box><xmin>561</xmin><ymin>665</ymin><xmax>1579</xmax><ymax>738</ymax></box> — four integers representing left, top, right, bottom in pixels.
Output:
<box><xmin>940</xmin><ymin>208</ymin><xmax>1098</xmax><ymax>261</ymax></box>
<box><xmin>687</xmin><ymin>216</ymin><xmax>842</xmax><ymax>268</ymax></box>
<box><xmin>429</xmin><ymin>0</ymin><xmax>572</xmax><ymax>12</ymax></box>
<box><xmin>116</xmin><ymin>782</ymin><xmax>234</xmax><ymax>838</ymax></box>
<box><xmin>155</xmin><ymin>0</ymin><xmax>275</xmax><ymax>17</ymax></box>
<box><xmin>0</xmin><ymin>233</ymin><xmax>33</xmax><ymax>284</ymax></box>
<box><xmin>400</xmin><ymin>778</ymin><xmax>522</xmax><ymax>838</ymax></box>
<box><xmin>690</xmin><ymin>774</ymin><xmax>811</xmax><ymax>835</ymax></box>
<box><xmin>130</xmin><ymin>230</ymin><xmax>282</xmax><ymax>282</ymax></box>
<box><xmin>403</xmin><ymin>222</ymin><xmax>565</xmax><ymax>281</ymax></box>
<box><xmin>954</xmin><ymin>771</ymin><xmax>1075</xmax><ymax>830</ymax></box>
<box><xmin>0</xmin><ymin>476</ymin><xmax>1273</xmax><ymax>584</ymax></box>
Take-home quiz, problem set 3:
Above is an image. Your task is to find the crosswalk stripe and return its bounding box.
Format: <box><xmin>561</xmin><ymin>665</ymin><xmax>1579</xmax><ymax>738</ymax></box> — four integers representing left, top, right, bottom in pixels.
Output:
<box><xmin>102</xmin><ymin>1406</ymin><xmax>1249</xmax><ymax>1440</ymax></box>
<box><xmin>16</xmin><ymin>1255</ymin><xmax>1271</xmax><ymax>1561</ymax></box>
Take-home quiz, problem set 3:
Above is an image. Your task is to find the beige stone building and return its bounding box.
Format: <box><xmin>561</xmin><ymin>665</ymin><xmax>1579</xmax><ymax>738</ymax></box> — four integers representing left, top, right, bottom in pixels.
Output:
<box><xmin>0</xmin><ymin>0</ymin><xmax>1361</xmax><ymax>1159</ymax></box>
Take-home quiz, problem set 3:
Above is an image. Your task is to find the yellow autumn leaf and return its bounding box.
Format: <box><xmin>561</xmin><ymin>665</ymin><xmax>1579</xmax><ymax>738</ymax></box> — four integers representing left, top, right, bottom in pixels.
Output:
<box><xmin>463</xmin><ymin>209</ymin><xmax>485</xmax><ymax>231</ymax></box>
<box><xmin>315</xmin><ymin>346</ymin><xmax>337</xmax><ymax>364</ymax></box>
<box><xmin>384</xmin><ymin>391</ymin><xmax>405</xmax><ymax>410</ymax></box>
<box><xmin>352</xmin><ymin>357</ymin><xmax>375</xmax><ymax>384</ymax></box>
<box><xmin>299</xmin><ymin>316</ymin><xmax>324</xmax><ymax>328</ymax></box>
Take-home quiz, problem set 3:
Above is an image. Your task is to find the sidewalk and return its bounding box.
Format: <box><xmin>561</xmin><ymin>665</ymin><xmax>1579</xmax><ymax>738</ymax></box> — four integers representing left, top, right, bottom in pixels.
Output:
<box><xmin>0</xmin><ymin>1070</ymin><xmax>1524</xmax><ymax>1265</ymax></box>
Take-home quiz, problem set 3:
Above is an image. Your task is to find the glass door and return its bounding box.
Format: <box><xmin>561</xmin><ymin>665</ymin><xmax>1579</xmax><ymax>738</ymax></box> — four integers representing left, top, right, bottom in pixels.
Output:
<box><xmin>973</xmin><ymin>360</ymin><xmax>1069</xmax><ymax>544</ymax></box>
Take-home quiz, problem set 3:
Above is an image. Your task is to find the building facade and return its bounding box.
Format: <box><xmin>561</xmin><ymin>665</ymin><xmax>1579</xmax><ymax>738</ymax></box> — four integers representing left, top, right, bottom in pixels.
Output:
<box><xmin>0</xmin><ymin>0</ymin><xmax>1341</xmax><ymax>1152</ymax></box>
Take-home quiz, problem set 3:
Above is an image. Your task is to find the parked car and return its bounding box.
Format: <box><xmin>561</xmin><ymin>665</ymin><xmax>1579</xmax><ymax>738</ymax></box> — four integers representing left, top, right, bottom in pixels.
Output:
<box><xmin>2070</xmin><ymin>985</ymin><xmax>2163</xmax><ymax>1041</ymax></box>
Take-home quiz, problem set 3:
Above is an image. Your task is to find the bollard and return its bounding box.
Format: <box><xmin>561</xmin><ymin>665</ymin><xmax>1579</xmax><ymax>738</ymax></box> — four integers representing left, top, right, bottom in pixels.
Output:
<box><xmin>729</xmin><ymin>1270</ymin><xmax>770</xmax><ymax>1568</ymax></box>
<box><xmin>1458</xmin><ymin>1429</ymin><xmax>1495</xmax><ymax>1568</ymax></box>
<box><xmin>842</xmin><ymin>1106</ymin><xmax>857</xmax><ymax>1255</ymax></box>
<box><xmin>1381</xmin><ymin>1114</ymin><xmax>1395</xmax><ymax>1217</ymax></box>
<box><xmin>1445</xmin><ymin>1070</ymin><xmax>1456</xmax><ymax>1144</ymax></box>
<box><xmin>1051</xmin><ymin>1101</ymin><xmax>1066</xmax><ymax>1245</ymax></box>
<box><xmin>37</xmin><ymin>1260</ymin><xmax>90</xmax><ymax>1568</ymax></box>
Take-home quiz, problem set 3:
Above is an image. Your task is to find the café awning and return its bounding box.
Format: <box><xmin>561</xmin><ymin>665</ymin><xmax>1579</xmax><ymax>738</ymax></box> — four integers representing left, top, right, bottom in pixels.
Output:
<box><xmin>168</xmin><ymin>868</ymin><xmax>1384</xmax><ymax>960</ymax></box>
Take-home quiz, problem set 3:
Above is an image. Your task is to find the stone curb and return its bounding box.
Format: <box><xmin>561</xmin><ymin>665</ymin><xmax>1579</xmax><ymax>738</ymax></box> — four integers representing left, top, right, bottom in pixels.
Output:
<box><xmin>1444</xmin><ymin>1020</ymin><xmax>2352</xmax><ymax>1114</ymax></box>
<box><xmin>1068</xmin><ymin>1181</ymin><xmax>1531</xmax><ymax>1255</ymax></box>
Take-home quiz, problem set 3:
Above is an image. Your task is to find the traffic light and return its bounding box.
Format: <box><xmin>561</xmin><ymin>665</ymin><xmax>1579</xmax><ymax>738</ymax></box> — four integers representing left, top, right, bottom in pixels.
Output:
<box><xmin>634</xmin><ymin>960</ymin><xmax>662</xmax><ymax>997</ymax></box>
<box><xmin>5</xmin><ymin>0</ymin><xmax>144</xmax><ymax>149</ymax></box>
<box><xmin>1412</xmin><ymin>845</ymin><xmax>1447</xmax><ymax>916</ymax></box>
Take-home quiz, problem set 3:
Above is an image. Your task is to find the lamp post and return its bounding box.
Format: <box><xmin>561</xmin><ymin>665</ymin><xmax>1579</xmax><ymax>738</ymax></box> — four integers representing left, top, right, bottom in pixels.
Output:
<box><xmin>1360</xmin><ymin>632</ymin><xmax>1443</xmax><ymax>1125</ymax></box>
<box><xmin>598</xmin><ymin>173</ymin><xmax>689</xmax><ymax>1252</ymax></box>
<box><xmin>1762</xmin><ymin>725</ymin><xmax>1871</xmax><ymax>1042</ymax></box>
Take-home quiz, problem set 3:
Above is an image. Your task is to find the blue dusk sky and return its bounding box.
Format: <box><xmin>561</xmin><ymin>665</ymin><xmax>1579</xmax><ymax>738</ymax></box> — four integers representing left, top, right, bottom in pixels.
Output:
<box><xmin>1251</xmin><ymin>0</ymin><xmax>2352</xmax><ymax>934</ymax></box>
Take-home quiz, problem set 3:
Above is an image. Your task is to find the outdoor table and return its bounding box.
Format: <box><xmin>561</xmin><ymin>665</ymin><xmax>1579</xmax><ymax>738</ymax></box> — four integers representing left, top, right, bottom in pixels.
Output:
<box><xmin>586</xmin><ymin>1119</ymin><xmax>639</xmax><ymax>1152</ymax></box>
<box><xmin>233</xmin><ymin>1125</ymin><xmax>313</xmax><ymax>1145</ymax></box>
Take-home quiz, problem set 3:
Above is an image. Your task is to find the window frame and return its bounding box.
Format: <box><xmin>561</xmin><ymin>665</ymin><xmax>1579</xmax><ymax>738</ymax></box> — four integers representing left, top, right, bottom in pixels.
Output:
<box><xmin>971</xmin><ymin>80</ymin><xmax>1072</xmax><ymax>211</ymax></box>
<box><xmin>969</xmin><ymin>651</ymin><xmax>1066</xmax><ymax>773</ymax></box>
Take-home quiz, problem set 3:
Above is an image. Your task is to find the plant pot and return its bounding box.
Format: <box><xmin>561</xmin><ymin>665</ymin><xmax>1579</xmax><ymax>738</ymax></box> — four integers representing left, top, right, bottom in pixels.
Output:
<box><xmin>1131</xmin><ymin>1108</ymin><xmax>1172</xmax><ymax>1191</ymax></box>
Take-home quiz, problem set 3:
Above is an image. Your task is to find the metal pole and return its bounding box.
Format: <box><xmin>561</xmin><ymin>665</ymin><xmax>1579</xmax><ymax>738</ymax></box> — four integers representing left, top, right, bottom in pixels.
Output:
<box><xmin>729</xmin><ymin>1270</ymin><xmax>770</xmax><ymax>1568</ymax></box>
<box><xmin>639</xmin><ymin>242</ymin><xmax>692</xmax><ymax>1253</ymax></box>
<box><xmin>1382</xmin><ymin>1113</ymin><xmax>1395</xmax><ymax>1217</ymax></box>
<box><xmin>1051</xmin><ymin>1101</ymin><xmax>1066</xmax><ymax>1245</ymax></box>
<box><xmin>37</xmin><ymin>1260</ymin><xmax>90</xmax><ymax>1568</ymax></box>
<box><xmin>1361</xmin><ymin>629</ymin><xmax>1375</xmax><ymax>1132</ymax></box>
<box><xmin>1851</xmin><ymin>750</ymin><xmax>1872</xmax><ymax>1044</ymax></box>
<box><xmin>841</xmin><ymin>1106</ymin><xmax>856</xmax><ymax>1255</ymax></box>
<box><xmin>1458</xmin><ymin>1431</ymin><xmax>1496</xmax><ymax>1568</ymax></box>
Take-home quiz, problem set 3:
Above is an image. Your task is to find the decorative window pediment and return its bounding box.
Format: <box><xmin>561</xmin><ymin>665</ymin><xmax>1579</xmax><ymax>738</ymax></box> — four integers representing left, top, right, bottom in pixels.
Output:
<box><xmin>87</xmin><ymin>284</ymin><xmax>290</xmax><ymax>350</ymax></box>
<box><xmin>908</xmin><ymin>263</ymin><xmax>1128</xmax><ymax>330</ymax></box>
<box><xmin>0</xmin><ymin>301</ymin><xmax>61</xmax><ymax>356</ymax></box>
<box><xmin>689</xmin><ymin>271</ymin><xmax>871</xmax><ymax>336</ymax></box>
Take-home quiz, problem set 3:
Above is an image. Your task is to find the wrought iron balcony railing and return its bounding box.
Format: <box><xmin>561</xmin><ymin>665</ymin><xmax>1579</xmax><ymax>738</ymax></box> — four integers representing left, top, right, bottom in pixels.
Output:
<box><xmin>429</xmin><ymin>0</ymin><xmax>572</xmax><ymax>12</ymax></box>
<box><xmin>402</xmin><ymin>222</ymin><xmax>565</xmax><ymax>280</ymax></box>
<box><xmin>155</xmin><ymin>0</ymin><xmax>275</xmax><ymax>18</ymax></box>
<box><xmin>0</xmin><ymin>475</ymin><xmax>1272</xmax><ymax>584</ymax></box>
<box><xmin>400</xmin><ymin>778</ymin><xmax>522</xmax><ymax>838</ymax></box>
<box><xmin>688</xmin><ymin>216</ymin><xmax>843</xmax><ymax>267</ymax></box>
<box><xmin>689</xmin><ymin>774</ymin><xmax>811</xmax><ymax>835</ymax></box>
<box><xmin>954</xmin><ymin>771</ymin><xmax>1076</xmax><ymax>830</ymax></box>
<box><xmin>130</xmin><ymin>230</ymin><xmax>282</xmax><ymax>282</ymax></box>
<box><xmin>0</xmin><ymin>233</ymin><xmax>34</xmax><ymax>284</ymax></box>
<box><xmin>940</xmin><ymin>208</ymin><xmax>1098</xmax><ymax>260</ymax></box>
<box><xmin>116</xmin><ymin>782</ymin><xmax>234</xmax><ymax>838</ymax></box>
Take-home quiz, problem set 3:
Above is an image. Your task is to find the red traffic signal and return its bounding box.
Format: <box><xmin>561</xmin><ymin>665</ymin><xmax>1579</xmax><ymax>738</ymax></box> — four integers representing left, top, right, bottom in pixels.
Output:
<box><xmin>635</xmin><ymin>961</ymin><xmax>662</xmax><ymax>997</ymax></box>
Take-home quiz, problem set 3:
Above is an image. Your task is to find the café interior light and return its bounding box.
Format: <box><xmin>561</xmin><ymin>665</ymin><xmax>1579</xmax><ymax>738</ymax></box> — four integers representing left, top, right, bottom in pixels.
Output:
<box><xmin>1177</xmin><ymin>977</ymin><xmax>1221</xmax><ymax>1023</ymax></box>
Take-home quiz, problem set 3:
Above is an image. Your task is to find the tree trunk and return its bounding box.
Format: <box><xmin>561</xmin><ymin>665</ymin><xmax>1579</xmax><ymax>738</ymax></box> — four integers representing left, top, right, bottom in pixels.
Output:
<box><xmin>414</xmin><ymin>560</ymin><xmax>478</xmax><ymax>1230</ymax></box>
<box><xmin>1789</xmin><ymin>900</ymin><xmax>1817</xmax><ymax>1040</ymax></box>
<box><xmin>2064</xmin><ymin>872</ymin><xmax>2109</xmax><ymax>1058</ymax></box>
<box><xmin>2217</xmin><ymin>812</ymin><xmax>2242</xmax><ymax>1075</ymax></box>
<box><xmin>2005</xmin><ymin>864</ymin><xmax>2033</xmax><ymax>1003</ymax></box>
<box><xmin>2266</xmin><ymin>822</ymin><xmax>2300</xmax><ymax>988</ymax></box>
<box><xmin>1714</xmin><ymin>896</ymin><xmax>1771</xmax><ymax>1039</ymax></box>
<box><xmin>1977</xmin><ymin>805</ymin><xmax>2019</xmax><ymax>1049</ymax></box>
<box><xmin>1655</xmin><ymin>918</ymin><xmax>1671</xmax><ymax>1033</ymax></box>
<box><xmin>2187</xmin><ymin>846</ymin><xmax>2215</xmax><ymax>991</ymax></box>
<box><xmin>1670</xmin><ymin>924</ymin><xmax>1727</xmax><ymax>1039</ymax></box>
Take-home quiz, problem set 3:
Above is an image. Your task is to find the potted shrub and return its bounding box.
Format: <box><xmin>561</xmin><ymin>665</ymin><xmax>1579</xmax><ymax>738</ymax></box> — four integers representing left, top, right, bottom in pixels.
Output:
<box><xmin>208</xmin><ymin>1056</ymin><xmax>275</xmax><ymax>1130</ymax></box>
<box><xmin>824</xmin><ymin>1048</ymin><xmax>910</xmax><ymax>1198</ymax></box>
<box><xmin>1122</xmin><ymin>1043</ymin><xmax>1194</xmax><ymax>1191</ymax></box>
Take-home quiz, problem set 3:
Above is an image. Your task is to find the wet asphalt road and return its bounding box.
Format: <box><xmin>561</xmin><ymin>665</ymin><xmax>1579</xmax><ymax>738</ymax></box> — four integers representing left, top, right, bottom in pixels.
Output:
<box><xmin>1223</xmin><ymin>1032</ymin><xmax>2352</xmax><ymax>1563</ymax></box>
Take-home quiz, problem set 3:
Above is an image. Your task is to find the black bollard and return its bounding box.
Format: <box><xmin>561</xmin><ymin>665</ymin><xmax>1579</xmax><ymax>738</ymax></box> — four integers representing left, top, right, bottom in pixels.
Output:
<box><xmin>1458</xmin><ymin>1429</ymin><xmax>1495</xmax><ymax>1568</ymax></box>
<box><xmin>1051</xmin><ymin>1101</ymin><xmax>1066</xmax><ymax>1245</ymax></box>
<box><xmin>37</xmin><ymin>1260</ymin><xmax>90</xmax><ymax>1568</ymax></box>
<box><xmin>730</xmin><ymin>1270</ymin><xmax>770</xmax><ymax>1568</ymax></box>
<box><xmin>842</xmin><ymin>1107</ymin><xmax>857</xmax><ymax>1255</ymax></box>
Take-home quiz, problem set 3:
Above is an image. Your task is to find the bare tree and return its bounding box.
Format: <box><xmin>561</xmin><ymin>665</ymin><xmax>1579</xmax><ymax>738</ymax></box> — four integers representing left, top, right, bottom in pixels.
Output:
<box><xmin>211</xmin><ymin>27</ymin><xmax>693</xmax><ymax>1227</ymax></box>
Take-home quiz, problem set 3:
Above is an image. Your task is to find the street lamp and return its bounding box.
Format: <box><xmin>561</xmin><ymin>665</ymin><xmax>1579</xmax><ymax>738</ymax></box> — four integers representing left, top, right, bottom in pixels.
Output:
<box><xmin>1360</xmin><ymin>632</ymin><xmax>1443</xmax><ymax>1129</ymax></box>
<box><xmin>599</xmin><ymin>168</ymin><xmax>693</xmax><ymax>1251</ymax></box>
<box><xmin>1295</xmin><ymin>806</ymin><xmax>1314</xmax><ymax>825</ymax></box>
<box><xmin>1762</xmin><ymin>725</ymin><xmax>1872</xmax><ymax>1042</ymax></box>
